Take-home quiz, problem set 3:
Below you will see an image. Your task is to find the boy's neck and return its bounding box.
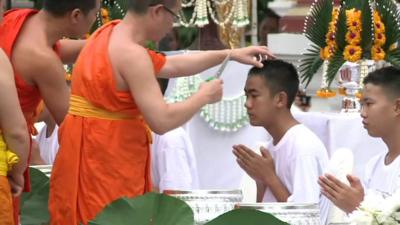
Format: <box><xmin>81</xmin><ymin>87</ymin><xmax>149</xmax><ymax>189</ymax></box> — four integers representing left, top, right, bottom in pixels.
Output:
<box><xmin>382</xmin><ymin>129</ymin><xmax>400</xmax><ymax>164</ymax></box>
<box><xmin>265</xmin><ymin>112</ymin><xmax>299</xmax><ymax>145</ymax></box>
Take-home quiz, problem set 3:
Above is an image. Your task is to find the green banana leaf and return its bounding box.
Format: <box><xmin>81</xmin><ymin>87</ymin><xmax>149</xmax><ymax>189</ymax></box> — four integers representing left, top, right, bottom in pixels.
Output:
<box><xmin>88</xmin><ymin>192</ymin><xmax>195</xmax><ymax>225</ymax></box>
<box><xmin>20</xmin><ymin>168</ymin><xmax>50</xmax><ymax>225</ymax></box>
<box><xmin>205</xmin><ymin>208</ymin><xmax>289</xmax><ymax>225</ymax></box>
<box><xmin>90</xmin><ymin>192</ymin><xmax>289</xmax><ymax>225</ymax></box>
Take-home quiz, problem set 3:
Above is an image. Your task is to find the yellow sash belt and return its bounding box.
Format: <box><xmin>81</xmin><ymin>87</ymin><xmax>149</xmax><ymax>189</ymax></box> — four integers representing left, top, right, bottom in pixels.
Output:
<box><xmin>68</xmin><ymin>95</ymin><xmax>152</xmax><ymax>143</ymax></box>
<box><xmin>0</xmin><ymin>135</ymin><xmax>19</xmax><ymax>176</ymax></box>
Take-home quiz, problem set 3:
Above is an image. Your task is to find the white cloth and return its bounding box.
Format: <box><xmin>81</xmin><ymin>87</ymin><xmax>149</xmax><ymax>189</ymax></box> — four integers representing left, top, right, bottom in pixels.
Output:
<box><xmin>151</xmin><ymin>127</ymin><xmax>200</xmax><ymax>192</ymax></box>
<box><xmin>363</xmin><ymin>153</ymin><xmax>400</xmax><ymax>196</ymax></box>
<box><xmin>36</xmin><ymin>124</ymin><xmax>59</xmax><ymax>165</ymax></box>
<box><xmin>261</xmin><ymin>124</ymin><xmax>330</xmax><ymax>224</ymax></box>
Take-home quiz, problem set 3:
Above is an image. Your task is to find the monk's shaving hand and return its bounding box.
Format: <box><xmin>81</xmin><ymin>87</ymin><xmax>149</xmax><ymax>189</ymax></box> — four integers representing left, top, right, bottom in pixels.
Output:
<box><xmin>230</xmin><ymin>46</ymin><xmax>275</xmax><ymax>68</ymax></box>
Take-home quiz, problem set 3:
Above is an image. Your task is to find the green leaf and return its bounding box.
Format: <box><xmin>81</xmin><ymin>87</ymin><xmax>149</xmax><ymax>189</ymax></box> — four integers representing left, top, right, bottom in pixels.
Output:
<box><xmin>303</xmin><ymin>0</ymin><xmax>333</xmax><ymax>48</ymax></box>
<box><xmin>205</xmin><ymin>208</ymin><xmax>289</xmax><ymax>225</ymax></box>
<box><xmin>89</xmin><ymin>192</ymin><xmax>194</xmax><ymax>225</ymax></box>
<box><xmin>299</xmin><ymin>45</ymin><xmax>324</xmax><ymax>88</ymax></box>
<box><xmin>326</xmin><ymin>53</ymin><xmax>346</xmax><ymax>87</ymax></box>
<box><xmin>20</xmin><ymin>168</ymin><xmax>50</xmax><ymax>225</ymax></box>
<box><xmin>386</xmin><ymin>48</ymin><xmax>400</xmax><ymax>68</ymax></box>
<box><xmin>360</xmin><ymin>0</ymin><xmax>373</xmax><ymax>58</ymax></box>
<box><xmin>335</xmin><ymin>7</ymin><xmax>348</xmax><ymax>51</ymax></box>
<box><xmin>375</xmin><ymin>0</ymin><xmax>400</xmax><ymax>51</ymax></box>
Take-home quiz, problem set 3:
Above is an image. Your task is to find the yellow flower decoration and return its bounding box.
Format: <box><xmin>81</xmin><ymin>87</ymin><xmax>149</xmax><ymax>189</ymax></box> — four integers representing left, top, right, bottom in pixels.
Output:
<box><xmin>345</xmin><ymin>30</ymin><xmax>361</xmax><ymax>45</ymax></box>
<box><xmin>374</xmin><ymin>32</ymin><xmax>386</xmax><ymax>46</ymax></box>
<box><xmin>343</xmin><ymin>45</ymin><xmax>362</xmax><ymax>62</ymax></box>
<box><xmin>316</xmin><ymin>88</ymin><xmax>337</xmax><ymax>98</ymax></box>
<box><xmin>371</xmin><ymin>45</ymin><xmax>385</xmax><ymax>61</ymax></box>
<box><xmin>374</xmin><ymin>21</ymin><xmax>385</xmax><ymax>33</ymax></box>
<box><xmin>101</xmin><ymin>8</ymin><xmax>110</xmax><ymax>24</ymax></box>
<box><xmin>65</xmin><ymin>73</ymin><xmax>72</xmax><ymax>81</ymax></box>
<box><xmin>390</xmin><ymin>43</ymin><xmax>397</xmax><ymax>51</ymax></box>
<box><xmin>346</xmin><ymin>9</ymin><xmax>362</xmax><ymax>29</ymax></box>
<box><xmin>325</xmin><ymin>31</ymin><xmax>336</xmax><ymax>43</ymax></box>
<box><xmin>338</xmin><ymin>87</ymin><xmax>347</xmax><ymax>96</ymax></box>
<box><xmin>320</xmin><ymin>45</ymin><xmax>336</xmax><ymax>60</ymax></box>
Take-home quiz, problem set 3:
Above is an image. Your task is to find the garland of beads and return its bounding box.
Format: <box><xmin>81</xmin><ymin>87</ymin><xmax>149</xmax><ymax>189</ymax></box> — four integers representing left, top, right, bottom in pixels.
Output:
<box><xmin>180</xmin><ymin>0</ymin><xmax>249</xmax><ymax>28</ymax></box>
<box><xmin>167</xmin><ymin>75</ymin><xmax>249</xmax><ymax>132</ymax></box>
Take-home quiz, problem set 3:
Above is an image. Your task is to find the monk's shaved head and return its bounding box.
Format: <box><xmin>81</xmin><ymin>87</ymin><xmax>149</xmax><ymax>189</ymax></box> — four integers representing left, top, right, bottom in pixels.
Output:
<box><xmin>43</xmin><ymin>0</ymin><xmax>97</xmax><ymax>17</ymax></box>
<box><xmin>128</xmin><ymin>0</ymin><xmax>178</xmax><ymax>14</ymax></box>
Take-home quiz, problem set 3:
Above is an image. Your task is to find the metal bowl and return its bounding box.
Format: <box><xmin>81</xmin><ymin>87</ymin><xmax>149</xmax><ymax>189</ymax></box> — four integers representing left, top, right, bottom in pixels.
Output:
<box><xmin>164</xmin><ymin>189</ymin><xmax>243</xmax><ymax>225</ymax></box>
<box><xmin>236</xmin><ymin>203</ymin><xmax>321</xmax><ymax>225</ymax></box>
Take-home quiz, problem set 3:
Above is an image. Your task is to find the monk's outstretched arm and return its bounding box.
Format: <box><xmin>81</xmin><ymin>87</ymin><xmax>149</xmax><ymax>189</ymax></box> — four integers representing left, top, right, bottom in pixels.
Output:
<box><xmin>158</xmin><ymin>46</ymin><xmax>274</xmax><ymax>78</ymax></box>
<box><xmin>58</xmin><ymin>39</ymin><xmax>86</xmax><ymax>65</ymax></box>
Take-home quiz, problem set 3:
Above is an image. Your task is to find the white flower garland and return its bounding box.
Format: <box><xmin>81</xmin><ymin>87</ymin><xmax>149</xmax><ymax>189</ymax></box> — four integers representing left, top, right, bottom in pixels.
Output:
<box><xmin>180</xmin><ymin>0</ymin><xmax>249</xmax><ymax>28</ymax></box>
<box><xmin>167</xmin><ymin>75</ymin><xmax>249</xmax><ymax>132</ymax></box>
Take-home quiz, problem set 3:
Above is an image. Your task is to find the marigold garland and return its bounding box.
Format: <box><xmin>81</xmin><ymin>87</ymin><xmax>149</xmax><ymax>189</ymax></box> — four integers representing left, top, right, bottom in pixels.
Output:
<box><xmin>343</xmin><ymin>9</ymin><xmax>362</xmax><ymax>62</ymax></box>
<box><xmin>371</xmin><ymin>11</ymin><xmax>386</xmax><ymax>61</ymax></box>
<box><xmin>320</xmin><ymin>8</ymin><xmax>340</xmax><ymax>60</ymax></box>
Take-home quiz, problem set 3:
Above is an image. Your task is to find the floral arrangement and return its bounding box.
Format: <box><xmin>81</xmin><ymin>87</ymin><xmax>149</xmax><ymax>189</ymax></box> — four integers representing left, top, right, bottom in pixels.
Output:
<box><xmin>349</xmin><ymin>190</ymin><xmax>400</xmax><ymax>225</ymax></box>
<box><xmin>300</xmin><ymin>0</ymin><xmax>400</xmax><ymax>97</ymax></box>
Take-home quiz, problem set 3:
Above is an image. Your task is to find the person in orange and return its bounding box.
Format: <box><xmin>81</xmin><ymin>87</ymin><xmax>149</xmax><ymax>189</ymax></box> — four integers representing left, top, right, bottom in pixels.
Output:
<box><xmin>0</xmin><ymin>0</ymin><xmax>30</xmax><ymax>224</ymax></box>
<box><xmin>48</xmin><ymin>0</ymin><xmax>274</xmax><ymax>224</ymax></box>
<box><xmin>0</xmin><ymin>0</ymin><xmax>100</xmax><ymax>223</ymax></box>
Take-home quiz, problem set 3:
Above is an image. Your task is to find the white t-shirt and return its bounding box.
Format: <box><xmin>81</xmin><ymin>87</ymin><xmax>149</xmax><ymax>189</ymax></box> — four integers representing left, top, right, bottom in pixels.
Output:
<box><xmin>363</xmin><ymin>152</ymin><xmax>400</xmax><ymax>196</ymax></box>
<box><xmin>262</xmin><ymin>124</ymin><xmax>330</xmax><ymax>224</ymax></box>
<box><xmin>151</xmin><ymin>127</ymin><xmax>200</xmax><ymax>192</ymax></box>
<box><xmin>36</xmin><ymin>124</ymin><xmax>59</xmax><ymax>165</ymax></box>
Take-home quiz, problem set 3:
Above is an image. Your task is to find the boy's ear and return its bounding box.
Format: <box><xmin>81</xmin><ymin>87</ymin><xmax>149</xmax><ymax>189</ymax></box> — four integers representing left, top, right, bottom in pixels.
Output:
<box><xmin>275</xmin><ymin>91</ymin><xmax>288</xmax><ymax>108</ymax></box>
<box><xmin>394</xmin><ymin>98</ymin><xmax>400</xmax><ymax>115</ymax></box>
<box><xmin>70</xmin><ymin>9</ymin><xmax>83</xmax><ymax>24</ymax></box>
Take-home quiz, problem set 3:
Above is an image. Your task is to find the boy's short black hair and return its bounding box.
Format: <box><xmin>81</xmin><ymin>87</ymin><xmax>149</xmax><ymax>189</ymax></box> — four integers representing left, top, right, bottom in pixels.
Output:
<box><xmin>43</xmin><ymin>0</ymin><xmax>97</xmax><ymax>16</ymax></box>
<box><xmin>363</xmin><ymin>66</ymin><xmax>400</xmax><ymax>100</ymax></box>
<box><xmin>248</xmin><ymin>59</ymin><xmax>299</xmax><ymax>108</ymax></box>
<box><xmin>128</xmin><ymin>0</ymin><xmax>177</xmax><ymax>14</ymax></box>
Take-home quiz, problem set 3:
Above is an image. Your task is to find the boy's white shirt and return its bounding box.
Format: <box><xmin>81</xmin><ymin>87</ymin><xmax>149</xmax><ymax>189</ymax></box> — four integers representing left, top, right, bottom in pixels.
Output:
<box><xmin>36</xmin><ymin>124</ymin><xmax>59</xmax><ymax>165</ymax></box>
<box><xmin>363</xmin><ymin>152</ymin><xmax>400</xmax><ymax>196</ymax></box>
<box><xmin>151</xmin><ymin>127</ymin><xmax>200</xmax><ymax>192</ymax></box>
<box><xmin>262</xmin><ymin>124</ymin><xmax>330</xmax><ymax>224</ymax></box>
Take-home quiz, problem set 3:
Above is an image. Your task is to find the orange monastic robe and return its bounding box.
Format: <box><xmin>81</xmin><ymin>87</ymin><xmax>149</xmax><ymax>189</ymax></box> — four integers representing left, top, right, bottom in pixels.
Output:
<box><xmin>49</xmin><ymin>20</ymin><xmax>166</xmax><ymax>225</ymax></box>
<box><xmin>0</xmin><ymin>9</ymin><xmax>56</xmax><ymax>224</ymax></box>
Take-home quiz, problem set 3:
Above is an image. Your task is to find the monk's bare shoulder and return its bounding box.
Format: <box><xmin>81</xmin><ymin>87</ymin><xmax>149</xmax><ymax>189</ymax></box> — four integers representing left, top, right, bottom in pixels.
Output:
<box><xmin>13</xmin><ymin>45</ymin><xmax>64</xmax><ymax>84</ymax></box>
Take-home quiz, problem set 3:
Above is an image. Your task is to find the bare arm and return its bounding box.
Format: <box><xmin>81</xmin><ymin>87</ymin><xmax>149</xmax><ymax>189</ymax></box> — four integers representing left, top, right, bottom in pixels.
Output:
<box><xmin>159</xmin><ymin>46</ymin><xmax>274</xmax><ymax>78</ymax></box>
<box><xmin>263</xmin><ymin>174</ymin><xmax>290</xmax><ymax>202</ymax></box>
<box><xmin>256</xmin><ymin>181</ymin><xmax>266</xmax><ymax>202</ymax></box>
<box><xmin>0</xmin><ymin>51</ymin><xmax>29</xmax><ymax>196</ymax></box>
<box><xmin>58</xmin><ymin>39</ymin><xmax>86</xmax><ymax>64</ymax></box>
<box><xmin>31</xmin><ymin>53</ymin><xmax>70</xmax><ymax>125</ymax></box>
<box><xmin>118</xmin><ymin>46</ymin><xmax>222</xmax><ymax>134</ymax></box>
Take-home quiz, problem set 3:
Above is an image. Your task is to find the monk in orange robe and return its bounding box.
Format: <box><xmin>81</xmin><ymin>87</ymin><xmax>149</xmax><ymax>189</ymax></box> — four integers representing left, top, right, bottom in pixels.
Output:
<box><xmin>48</xmin><ymin>0</ymin><xmax>273</xmax><ymax>224</ymax></box>
<box><xmin>0</xmin><ymin>0</ymin><xmax>30</xmax><ymax>224</ymax></box>
<box><xmin>0</xmin><ymin>0</ymin><xmax>100</xmax><ymax>223</ymax></box>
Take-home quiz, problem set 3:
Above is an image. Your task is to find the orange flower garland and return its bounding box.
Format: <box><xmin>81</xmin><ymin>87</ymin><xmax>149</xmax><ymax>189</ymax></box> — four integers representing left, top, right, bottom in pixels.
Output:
<box><xmin>371</xmin><ymin>11</ymin><xmax>386</xmax><ymax>61</ymax></box>
<box><xmin>343</xmin><ymin>9</ymin><xmax>362</xmax><ymax>62</ymax></box>
<box><xmin>321</xmin><ymin>9</ymin><xmax>339</xmax><ymax>60</ymax></box>
<box><xmin>316</xmin><ymin>88</ymin><xmax>337</xmax><ymax>98</ymax></box>
<box><xmin>101</xmin><ymin>8</ymin><xmax>110</xmax><ymax>24</ymax></box>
